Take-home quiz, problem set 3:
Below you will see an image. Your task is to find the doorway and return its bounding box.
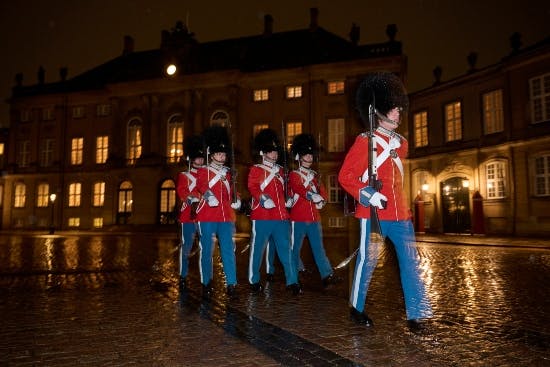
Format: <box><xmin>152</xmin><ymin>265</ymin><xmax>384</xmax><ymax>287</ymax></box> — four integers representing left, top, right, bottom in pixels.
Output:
<box><xmin>440</xmin><ymin>177</ymin><xmax>471</xmax><ymax>233</ymax></box>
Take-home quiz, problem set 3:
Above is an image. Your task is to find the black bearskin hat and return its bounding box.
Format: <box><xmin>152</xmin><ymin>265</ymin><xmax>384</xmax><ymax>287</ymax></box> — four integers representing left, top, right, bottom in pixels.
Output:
<box><xmin>184</xmin><ymin>135</ymin><xmax>205</xmax><ymax>161</ymax></box>
<box><xmin>253</xmin><ymin>128</ymin><xmax>281</xmax><ymax>155</ymax></box>
<box><xmin>203</xmin><ymin>125</ymin><xmax>230</xmax><ymax>154</ymax></box>
<box><xmin>291</xmin><ymin>133</ymin><xmax>318</xmax><ymax>160</ymax></box>
<box><xmin>356</xmin><ymin>72</ymin><xmax>409</xmax><ymax>123</ymax></box>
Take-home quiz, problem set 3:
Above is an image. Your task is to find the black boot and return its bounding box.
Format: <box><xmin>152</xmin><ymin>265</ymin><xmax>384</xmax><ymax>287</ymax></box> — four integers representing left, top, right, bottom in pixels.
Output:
<box><xmin>250</xmin><ymin>283</ymin><xmax>263</xmax><ymax>293</ymax></box>
<box><xmin>286</xmin><ymin>283</ymin><xmax>303</xmax><ymax>295</ymax></box>
<box><xmin>321</xmin><ymin>273</ymin><xmax>342</xmax><ymax>289</ymax></box>
<box><xmin>349</xmin><ymin>307</ymin><xmax>373</xmax><ymax>327</ymax></box>
<box><xmin>266</xmin><ymin>273</ymin><xmax>275</xmax><ymax>282</ymax></box>
<box><xmin>178</xmin><ymin>276</ymin><xmax>187</xmax><ymax>289</ymax></box>
<box><xmin>226</xmin><ymin>284</ymin><xmax>238</xmax><ymax>298</ymax></box>
<box><xmin>202</xmin><ymin>283</ymin><xmax>213</xmax><ymax>299</ymax></box>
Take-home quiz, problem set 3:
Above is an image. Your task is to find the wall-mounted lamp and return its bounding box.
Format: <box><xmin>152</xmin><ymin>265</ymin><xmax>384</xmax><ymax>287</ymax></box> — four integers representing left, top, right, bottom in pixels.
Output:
<box><xmin>165</xmin><ymin>63</ymin><xmax>177</xmax><ymax>76</ymax></box>
<box><xmin>462</xmin><ymin>179</ymin><xmax>470</xmax><ymax>188</ymax></box>
<box><xmin>421</xmin><ymin>181</ymin><xmax>429</xmax><ymax>192</ymax></box>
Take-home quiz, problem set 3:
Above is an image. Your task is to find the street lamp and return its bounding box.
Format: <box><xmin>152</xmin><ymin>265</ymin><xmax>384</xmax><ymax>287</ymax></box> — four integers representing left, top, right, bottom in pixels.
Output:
<box><xmin>49</xmin><ymin>193</ymin><xmax>57</xmax><ymax>234</ymax></box>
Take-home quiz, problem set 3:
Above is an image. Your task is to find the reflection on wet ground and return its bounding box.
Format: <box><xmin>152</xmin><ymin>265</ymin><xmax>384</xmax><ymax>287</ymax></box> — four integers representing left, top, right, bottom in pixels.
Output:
<box><xmin>0</xmin><ymin>233</ymin><xmax>549</xmax><ymax>366</ymax></box>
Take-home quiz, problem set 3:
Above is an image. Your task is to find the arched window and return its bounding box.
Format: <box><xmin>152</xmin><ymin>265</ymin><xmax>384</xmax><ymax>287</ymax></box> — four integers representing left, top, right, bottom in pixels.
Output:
<box><xmin>485</xmin><ymin>159</ymin><xmax>507</xmax><ymax>199</ymax></box>
<box><xmin>159</xmin><ymin>179</ymin><xmax>176</xmax><ymax>224</ymax></box>
<box><xmin>36</xmin><ymin>183</ymin><xmax>50</xmax><ymax>207</ymax></box>
<box><xmin>118</xmin><ymin>181</ymin><xmax>133</xmax><ymax>213</ymax></box>
<box><xmin>167</xmin><ymin>114</ymin><xmax>184</xmax><ymax>163</ymax></box>
<box><xmin>127</xmin><ymin>118</ymin><xmax>142</xmax><ymax>164</ymax></box>
<box><xmin>210</xmin><ymin>110</ymin><xmax>229</xmax><ymax>127</ymax></box>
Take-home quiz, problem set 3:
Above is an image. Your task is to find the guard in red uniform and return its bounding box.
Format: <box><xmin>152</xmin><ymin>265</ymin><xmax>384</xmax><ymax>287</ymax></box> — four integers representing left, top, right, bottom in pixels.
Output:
<box><xmin>338</xmin><ymin>72</ymin><xmax>433</xmax><ymax>327</ymax></box>
<box><xmin>247</xmin><ymin>128</ymin><xmax>300</xmax><ymax>294</ymax></box>
<box><xmin>287</xmin><ymin>133</ymin><xmax>338</xmax><ymax>288</ymax></box>
<box><xmin>195</xmin><ymin>125</ymin><xmax>241</xmax><ymax>298</ymax></box>
<box><xmin>176</xmin><ymin>135</ymin><xmax>204</xmax><ymax>289</ymax></box>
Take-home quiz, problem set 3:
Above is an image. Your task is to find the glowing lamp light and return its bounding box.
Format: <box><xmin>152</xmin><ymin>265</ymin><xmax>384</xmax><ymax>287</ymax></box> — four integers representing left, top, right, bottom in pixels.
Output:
<box><xmin>421</xmin><ymin>182</ymin><xmax>429</xmax><ymax>192</ymax></box>
<box><xmin>166</xmin><ymin>64</ymin><xmax>177</xmax><ymax>76</ymax></box>
<box><xmin>462</xmin><ymin>179</ymin><xmax>470</xmax><ymax>188</ymax></box>
<box><xmin>50</xmin><ymin>193</ymin><xmax>57</xmax><ymax>203</ymax></box>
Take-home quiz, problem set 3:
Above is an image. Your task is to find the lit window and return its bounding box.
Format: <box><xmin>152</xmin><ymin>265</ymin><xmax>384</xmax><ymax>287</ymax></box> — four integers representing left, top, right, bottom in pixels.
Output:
<box><xmin>96</xmin><ymin>136</ymin><xmax>108</xmax><ymax>164</ymax></box>
<box><xmin>0</xmin><ymin>143</ymin><xmax>4</xmax><ymax>155</ymax></box>
<box><xmin>483</xmin><ymin>89</ymin><xmax>504</xmax><ymax>134</ymax></box>
<box><xmin>159</xmin><ymin>180</ymin><xmax>176</xmax><ymax>224</ymax></box>
<box><xmin>328</xmin><ymin>217</ymin><xmax>345</xmax><ymax>228</ymax></box>
<box><xmin>327</xmin><ymin>175</ymin><xmax>343</xmax><ymax>203</ymax></box>
<box><xmin>40</xmin><ymin>138</ymin><xmax>54</xmax><ymax>167</ymax></box>
<box><xmin>71</xmin><ymin>137</ymin><xmax>84</xmax><ymax>165</ymax></box>
<box><xmin>253</xmin><ymin>124</ymin><xmax>269</xmax><ymax>137</ymax></box>
<box><xmin>328</xmin><ymin>118</ymin><xmax>345</xmax><ymax>152</ymax></box>
<box><xmin>529</xmin><ymin>73</ymin><xmax>550</xmax><ymax>123</ymax></box>
<box><xmin>253</xmin><ymin>89</ymin><xmax>269</xmax><ymax>102</ymax></box>
<box><xmin>285</xmin><ymin>122</ymin><xmax>302</xmax><ymax>150</ymax></box>
<box><xmin>286</xmin><ymin>86</ymin><xmax>302</xmax><ymax>99</ymax></box>
<box><xmin>14</xmin><ymin>183</ymin><xmax>26</xmax><ymax>208</ymax></box>
<box><xmin>327</xmin><ymin>81</ymin><xmax>344</xmax><ymax>95</ymax></box>
<box><xmin>68</xmin><ymin>182</ymin><xmax>82</xmax><ymax>207</ymax></box>
<box><xmin>167</xmin><ymin>114</ymin><xmax>184</xmax><ymax>163</ymax></box>
<box><xmin>127</xmin><ymin>119</ymin><xmax>142</xmax><ymax>164</ymax></box>
<box><xmin>18</xmin><ymin>140</ymin><xmax>30</xmax><ymax>167</ymax></box>
<box><xmin>68</xmin><ymin>217</ymin><xmax>80</xmax><ymax>227</ymax></box>
<box><xmin>445</xmin><ymin>101</ymin><xmax>462</xmax><ymax>141</ymax></box>
<box><xmin>413</xmin><ymin>111</ymin><xmax>429</xmax><ymax>147</ymax></box>
<box><xmin>486</xmin><ymin>161</ymin><xmax>507</xmax><ymax>199</ymax></box>
<box><xmin>72</xmin><ymin>106</ymin><xmax>85</xmax><ymax>118</ymax></box>
<box><xmin>93</xmin><ymin>217</ymin><xmax>104</xmax><ymax>228</ymax></box>
<box><xmin>534</xmin><ymin>154</ymin><xmax>550</xmax><ymax>196</ymax></box>
<box><xmin>93</xmin><ymin>182</ymin><xmax>105</xmax><ymax>207</ymax></box>
<box><xmin>96</xmin><ymin>104</ymin><xmax>111</xmax><ymax>117</ymax></box>
<box><xmin>37</xmin><ymin>183</ymin><xmax>49</xmax><ymax>207</ymax></box>
<box><xmin>210</xmin><ymin>110</ymin><xmax>229</xmax><ymax>127</ymax></box>
<box><xmin>118</xmin><ymin>181</ymin><xmax>133</xmax><ymax>213</ymax></box>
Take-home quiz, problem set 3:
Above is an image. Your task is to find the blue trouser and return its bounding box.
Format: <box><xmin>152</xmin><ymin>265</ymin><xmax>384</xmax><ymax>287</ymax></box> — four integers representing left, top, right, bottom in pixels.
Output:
<box><xmin>266</xmin><ymin>237</ymin><xmax>305</xmax><ymax>273</ymax></box>
<box><xmin>350</xmin><ymin>219</ymin><xmax>433</xmax><ymax>320</ymax></box>
<box><xmin>291</xmin><ymin>221</ymin><xmax>333</xmax><ymax>279</ymax></box>
<box><xmin>198</xmin><ymin>221</ymin><xmax>237</xmax><ymax>286</ymax></box>
<box><xmin>179</xmin><ymin>222</ymin><xmax>198</xmax><ymax>278</ymax></box>
<box><xmin>249</xmin><ymin>220</ymin><xmax>297</xmax><ymax>286</ymax></box>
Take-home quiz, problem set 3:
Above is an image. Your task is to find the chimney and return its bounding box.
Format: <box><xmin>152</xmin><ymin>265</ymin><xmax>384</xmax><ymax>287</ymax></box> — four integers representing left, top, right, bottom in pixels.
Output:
<box><xmin>59</xmin><ymin>67</ymin><xmax>68</xmax><ymax>81</ymax></box>
<box><xmin>349</xmin><ymin>23</ymin><xmax>360</xmax><ymax>45</ymax></box>
<box><xmin>123</xmin><ymin>35</ymin><xmax>134</xmax><ymax>55</ymax></box>
<box><xmin>309</xmin><ymin>8</ymin><xmax>319</xmax><ymax>31</ymax></box>
<box><xmin>264</xmin><ymin>14</ymin><xmax>273</xmax><ymax>36</ymax></box>
<box><xmin>467</xmin><ymin>52</ymin><xmax>478</xmax><ymax>73</ymax></box>
<box><xmin>38</xmin><ymin>66</ymin><xmax>45</xmax><ymax>84</ymax></box>
<box><xmin>433</xmin><ymin>66</ymin><xmax>442</xmax><ymax>85</ymax></box>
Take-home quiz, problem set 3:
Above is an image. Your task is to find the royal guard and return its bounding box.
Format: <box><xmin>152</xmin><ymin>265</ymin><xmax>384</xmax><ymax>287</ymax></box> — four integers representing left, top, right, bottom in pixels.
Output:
<box><xmin>287</xmin><ymin>133</ymin><xmax>339</xmax><ymax>288</ymax></box>
<box><xmin>338</xmin><ymin>72</ymin><xmax>433</xmax><ymax>327</ymax></box>
<box><xmin>176</xmin><ymin>134</ymin><xmax>205</xmax><ymax>289</ymax></box>
<box><xmin>195</xmin><ymin>125</ymin><xmax>241</xmax><ymax>298</ymax></box>
<box><xmin>247</xmin><ymin>128</ymin><xmax>301</xmax><ymax>295</ymax></box>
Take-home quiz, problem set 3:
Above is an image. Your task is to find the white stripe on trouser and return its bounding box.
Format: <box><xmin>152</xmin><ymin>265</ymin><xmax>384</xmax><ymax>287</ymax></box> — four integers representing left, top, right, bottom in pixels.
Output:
<box><xmin>197</xmin><ymin>222</ymin><xmax>203</xmax><ymax>283</ymax></box>
<box><xmin>351</xmin><ymin>219</ymin><xmax>367</xmax><ymax>308</ymax></box>
<box><xmin>248</xmin><ymin>221</ymin><xmax>256</xmax><ymax>283</ymax></box>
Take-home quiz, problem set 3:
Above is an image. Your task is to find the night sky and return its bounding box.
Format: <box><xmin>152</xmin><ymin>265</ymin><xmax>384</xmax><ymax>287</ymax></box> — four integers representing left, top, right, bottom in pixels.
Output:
<box><xmin>1</xmin><ymin>0</ymin><xmax>548</xmax><ymax>127</ymax></box>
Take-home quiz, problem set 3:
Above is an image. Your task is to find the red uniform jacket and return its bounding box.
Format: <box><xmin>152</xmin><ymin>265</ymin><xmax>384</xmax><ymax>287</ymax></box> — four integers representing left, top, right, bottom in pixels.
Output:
<box><xmin>288</xmin><ymin>167</ymin><xmax>326</xmax><ymax>222</ymax></box>
<box><xmin>195</xmin><ymin>164</ymin><xmax>236</xmax><ymax>222</ymax></box>
<box><xmin>176</xmin><ymin>168</ymin><xmax>200</xmax><ymax>223</ymax></box>
<box><xmin>248</xmin><ymin>163</ymin><xmax>289</xmax><ymax>220</ymax></box>
<box><xmin>338</xmin><ymin>129</ymin><xmax>410</xmax><ymax>221</ymax></box>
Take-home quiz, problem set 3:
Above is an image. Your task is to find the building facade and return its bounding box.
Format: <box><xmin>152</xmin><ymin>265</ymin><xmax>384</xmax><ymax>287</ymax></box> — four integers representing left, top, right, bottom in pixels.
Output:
<box><xmin>3</xmin><ymin>9</ymin><xmax>407</xmax><ymax>234</ymax></box>
<box><xmin>407</xmin><ymin>36</ymin><xmax>550</xmax><ymax>236</ymax></box>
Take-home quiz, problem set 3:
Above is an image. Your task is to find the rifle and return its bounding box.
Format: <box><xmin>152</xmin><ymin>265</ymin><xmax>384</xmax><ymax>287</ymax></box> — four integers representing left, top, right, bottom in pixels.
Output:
<box><xmin>228</xmin><ymin>120</ymin><xmax>238</xmax><ymax>205</ymax></box>
<box><xmin>281</xmin><ymin>121</ymin><xmax>290</xmax><ymax>200</ymax></box>
<box><xmin>335</xmin><ymin>98</ymin><xmax>384</xmax><ymax>269</ymax></box>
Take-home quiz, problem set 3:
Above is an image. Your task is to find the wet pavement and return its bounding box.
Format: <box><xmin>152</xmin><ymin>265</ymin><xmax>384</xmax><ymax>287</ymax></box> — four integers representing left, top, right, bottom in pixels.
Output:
<box><xmin>0</xmin><ymin>231</ymin><xmax>549</xmax><ymax>366</ymax></box>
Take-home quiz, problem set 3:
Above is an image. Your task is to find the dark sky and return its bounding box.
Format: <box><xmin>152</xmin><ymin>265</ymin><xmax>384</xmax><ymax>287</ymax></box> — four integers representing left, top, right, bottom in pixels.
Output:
<box><xmin>1</xmin><ymin>0</ymin><xmax>549</xmax><ymax>127</ymax></box>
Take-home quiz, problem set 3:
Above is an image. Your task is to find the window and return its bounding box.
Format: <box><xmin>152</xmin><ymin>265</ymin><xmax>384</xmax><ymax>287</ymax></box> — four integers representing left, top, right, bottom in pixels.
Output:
<box><xmin>96</xmin><ymin>104</ymin><xmax>111</xmax><ymax>117</ymax></box>
<box><xmin>20</xmin><ymin>110</ymin><xmax>31</xmax><ymax>122</ymax></box>
<box><xmin>529</xmin><ymin>73</ymin><xmax>550</xmax><ymax>123</ymax></box>
<box><xmin>486</xmin><ymin>161</ymin><xmax>507</xmax><ymax>199</ymax></box>
<box><xmin>483</xmin><ymin>89</ymin><xmax>504</xmax><ymax>134</ymax></box>
<box><xmin>18</xmin><ymin>140</ymin><xmax>31</xmax><ymax>167</ymax></box>
<box><xmin>445</xmin><ymin>101</ymin><xmax>462</xmax><ymax>141</ymax></box>
<box><xmin>328</xmin><ymin>118</ymin><xmax>345</xmax><ymax>152</ymax></box>
<box><xmin>285</xmin><ymin>121</ymin><xmax>302</xmax><ymax>150</ymax></box>
<box><xmin>327</xmin><ymin>174</ymin><xmax>344</xmax><ymax>203</ymax></box>
<box><xmin>167</xmin><ymin>114</ymin><xmax>184</xmax><ymax>163</ymax></box>
<box><xmin>253</xmin><ymin>89</ymin><xmax>269</xmax><ymax>102</ymax></box>
<box><xmin>68</xmin><ymin>182</ymin><xmax>82</xmax><ymax>207</ymax></box>
<box><xmin>159</xmin><ymin>180</ymin><xmax>176</xmax><ymax>224</ymax></box>
<box><xmin>0</xmin><ymin>142</ymin><xmax>4</xmax><ymax>167</ymax></box>
<box><xmin>14</xmin><ymin>183</ymin><xmax>26</xmax><ymax>208</ymax></box>
<box><xmin>72</xmin><ymin>106</ymin><xmax>85</xmax><ymax>118</ymax></box>
<box><xmin>40</xmin><ymin>138</ymin><xmax>54</xmax><ymax>167</ymax></box>
<box><xmin>286</xmin><ymin>86</ymin><xmax>302</xmax><ymax>99</ymax></box>
<box><xmin>327</xmin><ymin>81</ymin><xmax>344</xmax><ymax>95</ymax></box>
<box><xmin>127</xmin><ymin>119</ymin><xmax>142</xmax><ymax>164</ymax></box>
<box><xmin>253</xmin><ymin>124</ymin><xmax>269</xmax><ymax>137</ymax></box>
<box><xmin>328</xmin><ymin>217</ymin><xmax>345</xmax><ymax>228</ymax></box>
<box><xmin>42</xmin><ymin>107</ymin><xmax>54</xmax><ymax>121</ymax></box>
<box><xmin>96</xmin><ymin>136</ymin><xmax>108</xmax><ymax>164</ymax></box>
<box><xmin>118</xmin><ymin>181</ymin><xmax>133</xmax><ymax>213</ymax></box>
<box><xmin>413</xmin><ymin>111</ymin><xmax>429</xmax><ymax>147</ymax></box>
<box><xmin>210</xmin><ymin>110</ymin><xmax>229</xmax><ymax>127</ymax></box>
<box><xmin>0</xmin><ymin>185</ymin><xmax>3</xmax><ymax>206</ymax></box>
<box><xmin>36</xmin><ymin>183</ymin><xmax>49</xmax><ymax>207</ymax></box>
<box><xmin>534</xmin><ymin>154</ymin><xmax>550</xmax><ymax>196</ymax></box>
<box><xmin>71</xmin><ymin>137</ymin><xmax>84</xmax><ymax>165</ymax></box>
<box><xmin>93</xmin><ymin>217</ymin><xmax>104</xmax><ymax>228</ymax></box>
<box><xmin>68</xmin><ymin>217</ymin><xmax>80</xmax><ymax>227</ymax></box>
<box><xmin>93</xmin><ymin>182</ymin><xmax>105</xmax><ymax>207</ymax></box>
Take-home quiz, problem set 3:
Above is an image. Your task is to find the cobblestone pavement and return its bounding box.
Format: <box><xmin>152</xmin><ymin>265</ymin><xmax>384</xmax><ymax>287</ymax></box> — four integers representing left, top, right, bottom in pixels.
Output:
<box><xmin>0</xmin><ymin>232</ymin><xmax>549</xmax><ymax>366</ymax></box>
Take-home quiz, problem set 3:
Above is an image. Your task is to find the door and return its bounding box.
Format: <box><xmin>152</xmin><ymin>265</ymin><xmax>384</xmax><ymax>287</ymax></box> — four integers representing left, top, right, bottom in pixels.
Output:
<box><xmin>440</xmin><ymin>177</ymin><xmax>471</xmax><ymax>233</ymax></box>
